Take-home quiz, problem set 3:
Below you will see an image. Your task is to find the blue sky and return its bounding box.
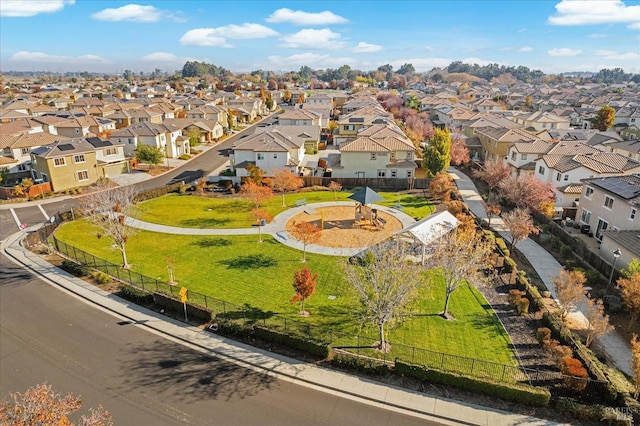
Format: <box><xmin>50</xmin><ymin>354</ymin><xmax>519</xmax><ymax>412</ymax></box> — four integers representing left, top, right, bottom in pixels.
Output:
<box><xmin>1</xmin><ymin>0</ymin><xmax>639</xmax><ymax>75</ymax></box>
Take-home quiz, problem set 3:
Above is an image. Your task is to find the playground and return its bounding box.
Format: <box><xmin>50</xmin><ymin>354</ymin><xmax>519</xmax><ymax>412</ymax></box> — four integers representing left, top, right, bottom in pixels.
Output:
<box><xmin>285</xmin><ymin>205</ymin><xmax>403</xmax><ymax>248</ymax></box>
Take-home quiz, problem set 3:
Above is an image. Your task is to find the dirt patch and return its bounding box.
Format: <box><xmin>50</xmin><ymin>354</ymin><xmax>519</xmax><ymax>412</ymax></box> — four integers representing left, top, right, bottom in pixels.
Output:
<box><xmin>285</xmin><ymin>206</ymin><xmax>403</xmax><ymax>248</ymax></box>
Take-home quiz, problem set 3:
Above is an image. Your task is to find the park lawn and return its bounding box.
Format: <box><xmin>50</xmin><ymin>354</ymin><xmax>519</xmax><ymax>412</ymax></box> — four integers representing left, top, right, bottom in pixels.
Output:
<box><xmin>133</xmin><ymin>190</ymin><xmax>434</xmax><ymax>229</ymax></box>
<box><xmin>54</xmin><ymin>220</ymin><xmax>514</xmax><ymax>365</ymax></box>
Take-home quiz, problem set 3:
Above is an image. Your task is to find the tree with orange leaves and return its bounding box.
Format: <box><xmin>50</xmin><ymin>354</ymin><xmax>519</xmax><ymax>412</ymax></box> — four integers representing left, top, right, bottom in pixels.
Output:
<box><xmin>0</xmin><ymin>382</ymin><xmax>113</xmax><ymax>426</ymax></box>
<box><xmin>290</xmin><ymin>221</ymin><xmax>322</xmax><ymax>262</ymax></box>
<box><xmin>271</xmin><ymin>169</ymin><xmax>303</xmax><ymax>206</ymax></box>
<box><xmin>291</xmin><ymin>267</ymin><xmax>318</xmax><ymax>316</ymax></box>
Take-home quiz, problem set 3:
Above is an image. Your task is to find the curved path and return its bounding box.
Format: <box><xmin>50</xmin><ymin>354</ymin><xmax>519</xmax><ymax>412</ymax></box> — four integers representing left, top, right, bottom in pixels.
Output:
<box><xmin>126</xmin><ymin>201</ymin><xmax>417</xmax><ymax>257</ymax></box>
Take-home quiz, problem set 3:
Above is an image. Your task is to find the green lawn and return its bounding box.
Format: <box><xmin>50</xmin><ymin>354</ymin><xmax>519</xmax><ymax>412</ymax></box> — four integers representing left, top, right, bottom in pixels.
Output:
<box><xmin>133</xmin><ymin>190</ymin><xmax>434</xmax><ymax>229</ymax></box>
<box><xmin>54</xmin><ymin>220</ymin><xmax>515</xmax><ymax>367</ymax></box>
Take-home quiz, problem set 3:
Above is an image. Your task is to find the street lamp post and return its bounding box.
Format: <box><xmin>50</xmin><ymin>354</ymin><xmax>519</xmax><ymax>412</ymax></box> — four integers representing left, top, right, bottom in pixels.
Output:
<box><xmin>606</xmin><ymin>248</ymin><xmax>622</xmax><ymax>295</ymax></box>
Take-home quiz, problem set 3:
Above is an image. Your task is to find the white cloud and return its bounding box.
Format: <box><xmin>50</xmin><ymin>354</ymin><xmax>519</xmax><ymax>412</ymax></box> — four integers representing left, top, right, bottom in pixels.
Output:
<box><xmin>588</xmin><ymin>33</ymin><xmax>608</xmax><ymax>38</ymax></box>
<box><xmin>266</xmin><ymin>8</ymin><xmax>348</xmax><ymax>25</ymax></box>
<box><xmin>0</xmin><ymin>0</ymin><xmax>74</xmax><ymax>17</ymax></box>
<box><xmin>423</xmin><ymin>45</ymin><xmax>436</xmax><ymax>52</ymax></box>
<box><xmin>548</xmin><ymin>48</ymin><xmax>583</xmax><ymax>57</ymax></box>
<box><xmin>141</xmin><ymin>52</ymin><xmax>179</xmax><ymax>61</ymax></box>
<box><xmin>352</xmin><ymin>42</ymin><xmax>382</xmax><ymax>53</ymax></box>
<box><xmin>180</xmin><ymin>23</ymin><xmax>278</xmax><ymax>47</ymax></box>
<box><xmin>461</xmin><ymin>57</ymin><xmax>504</xmax><ymax>66</ymax></box>
<box><xmin>548</xmin><ymin>0</ymin><xmax>640</xmax><ymax>30</ymax></box>
<box><xmin>595</xmin><ymin>51</ymin><xmax>640</xmax><ymax>60</ymax></box>
<box><xmin>280</xmin><ymin>28</ymin><xmax>345</xmax><ymax>49</ymax></box>
<box><xmin>389</xmin><ymin>58</ymin><xmax>452</xmax><ymax>73</ymax></box>
<box><xmin>9</xmin><ymin>51</ymin><xmax>109</xmax><ymax>63</ymax></box>
<box><xmin>267</xmin><ymin>53</ymin><xmax>355</xmax><ymax>70</ymax></box>
<box><xmin>90</xmin><ymin>4</ymin><xmax>184</xmax><ymax>23</ymax></box>
<box><xmin>519</xmin><ymin>46</ymin><xmax>534</xmax><ymax>52</ymax></box>
<box><xmin>180</xmin><ymin>29</ymin><xmax>230</xmax><ymax>47</ymax></box>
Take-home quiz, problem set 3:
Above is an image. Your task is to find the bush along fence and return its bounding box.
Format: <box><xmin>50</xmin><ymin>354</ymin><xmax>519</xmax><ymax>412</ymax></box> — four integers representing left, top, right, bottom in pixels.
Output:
<box><xmin>47</xmin><ymin>233</ymin><xmax>614</xmax><ymax>402</ymax></box>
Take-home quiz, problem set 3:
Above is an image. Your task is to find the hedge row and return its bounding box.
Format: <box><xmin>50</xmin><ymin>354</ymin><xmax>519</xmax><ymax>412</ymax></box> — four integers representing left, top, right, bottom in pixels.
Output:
<box><xmin>153</xmin><ymin>292</ymin><xmax>213</xmax><ymax>323</ymax></box>
<box><xmin>515</xmin><ymin>273</ymin><xmax>545</xmax><ymax>312</ymax></box>
<box><xmin>395</xmin><ymin>360</ymin><xmax>550</xmax><ymax>406</ymax></box>
<box><xmin>554</xmin><ymin>397</ymin><xmax>633</xmax><ymax>425</ymax></box>
<box><xmin>253</xmin><ymin>326</ymin><xmax>331</xmax><ymax>358</ymax></box>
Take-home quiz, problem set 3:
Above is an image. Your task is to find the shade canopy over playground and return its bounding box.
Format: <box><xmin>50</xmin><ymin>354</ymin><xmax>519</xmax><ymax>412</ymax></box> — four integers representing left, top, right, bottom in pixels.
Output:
<box><xmin>348</xmin><ymin>187</ymin><xmax>384</xmax><ymax>205</ymax></box>
<box><xmin>393</xmin><ymin>210</ymin><xmax>460</xmax><ymax>264</ymax></box>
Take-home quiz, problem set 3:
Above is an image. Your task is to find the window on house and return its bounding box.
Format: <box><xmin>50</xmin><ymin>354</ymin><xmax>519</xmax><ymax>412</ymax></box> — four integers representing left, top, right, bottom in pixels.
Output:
<box><xmin>377</xmin><ymin>170</ymin><xmax>386</xmax><ymax>178</ymax></box>
<box><xmin>556</xmin><ymin>172</ymin><xmax>562</xmax><ymax>181</ymax></box>
<box><xmin>105</xmin><ymin>147</ymin><xmax>118</xmax><ymax>155</ymax></box>
<box><xmin>75</xmin><ymin>128</ymin><xmax>80</xmax><ymax>134</ymax></box>
<box><xmin>54</xmin><ymin>157</ymin><xmax>66</xmax><ymax>167</ymax></box>
<box><xmin>390</xmin><ymin>170</ymin><xmax>397</xmax><ymax>178</ymax></box>
<box><xmin>585</xmin><ymin>186</ymin><xmax>594</xmax><ymax>198</ymax></box>
<box><xmin>257</xmin><ymin>153</ymin><xmax>264</xmax><ymax>160</ymax></box>
<box><xmin>74</xmin><ymin>154</ymin><xmax>85</xmax><ymax>164</ymax></box>
<box><xmin>522</xmin><ymin>154</ymin><xmax>527</xmax><ymax>161</ymax></box>
<box><xmin>128</xmin><ymin>139</ymin><xmax>134</xmax><ymax>145</ymax></box>
<box><xmin>17</xmin><ymin>164</ymin><xmax>27</xmax><ymax>171</ymax></box>
<box><xmin>273</xmin><ymin>153</ymin><xmax>278</xmax><ymax>159</ymax></box>
<box><xmin>580</xmin><ymin>209</ymin><xmax>591</xmax><ymax>223</ymax></box>
<box><xmin>20</xmin><ymin>148</ymin><xmax>29</xmax><ymax>155</ymax></box>
<box><xmin>390</xmin><ymin>152</ymin><xmax>396</xmax><ymax>160</ymax></box>
<box><xmin>538</xmin><ymin>165</ymin><xmax>545</xmax><ymax>175</ymax></box>
<box><xmin>76</xmin><ymin>170</ymin><xmax>89</xmax><ymax>181</ymax></box>
<box><xmin>407</xmin><ymin>152</ymin><xmax>413</xmax><ymax>160</ymax></box>
<box><xmin>631</xmin><ymin>208</ymin><xmax>636</xmax><ymax>220</ymax></box>
<box><xmin>407</xmin><ymin>170</ymin><xmax>413</xmax><ymax>179</ymax></box>
<box><xmin>370</xmin><ymin>153</ymin><xmax>377</xmax><ymax>161</ymax></box>
<box><xmin>604</xmin><ymin>196</ymin><xmax>614</xmax><ymax>209</ymax></box>
<box><xmin>511</xmin><ymin>151</ymin><xmax>516</xmax><ymax>161</ymax></box>
<box><xmin>563</xmin><ymin>175</ymin><xmax>569</xmax><ymax>181</ymax></box>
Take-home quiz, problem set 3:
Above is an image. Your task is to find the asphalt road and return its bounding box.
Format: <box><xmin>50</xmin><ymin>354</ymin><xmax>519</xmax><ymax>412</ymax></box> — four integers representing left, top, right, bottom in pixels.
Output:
<box><xmin>0</xmin><ymin>257</ymin><xmax>442</xmax><ymax>426</ymax></box>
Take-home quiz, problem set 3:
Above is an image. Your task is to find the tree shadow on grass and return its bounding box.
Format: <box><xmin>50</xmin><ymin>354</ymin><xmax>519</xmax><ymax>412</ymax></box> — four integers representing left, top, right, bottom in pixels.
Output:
<box><xmin>220</xmin><ymin>254</ymin><xmax>277</xmax><ymax>269</ymax></box>
<box><xmin>192</xmin><ymin>238</ymin><xmax>233</xmax><ymax>248</ymax></box>
<box><xmin>210</xmin><ymin>200</ymin><xmax>251</xmax><ymax>213</ymax></box>
<box><xmin>180</xmin><ymin>217</ymin><xmax>231</xmax><ymax>227</ymax></box>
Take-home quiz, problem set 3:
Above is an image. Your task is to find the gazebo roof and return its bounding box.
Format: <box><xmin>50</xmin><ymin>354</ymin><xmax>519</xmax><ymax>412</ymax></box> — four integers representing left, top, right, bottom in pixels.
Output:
<box><xmin>348</xmin><ymin>186</ymin><xmax>384</xmax><ymax>205</ymax></box>
<box><xmin>395</xmin><ymin>210</ymin><xmax>460</xmax><ymax>246</ymax></box>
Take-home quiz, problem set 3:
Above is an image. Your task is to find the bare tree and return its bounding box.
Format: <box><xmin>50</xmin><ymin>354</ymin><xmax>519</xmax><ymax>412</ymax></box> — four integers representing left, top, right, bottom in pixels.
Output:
<box><xmin>553</xmin><ymin>269</ymin><xmax>586</xmax><ymax>321</ymax></box>
<box><xmin>328</xmin><ymin>181</ymin><xmax>342</xmax><ymax>200</ymax></box>
<box><xmin>498</xmin><ymin>174</ymin><xmax>555</xmax><ymax>212</ymax></box>
<box><xmin>473</xmin><ymin>157</ymin><xmax>511</xmax><ymax>200</ymax></box>
<box><xmin>584</xmin><ymin>298</ymin><xmax>612</xmax><ymax>347</ymax></box>
<box><xmin>486</xmin><ymin>204</ymin><xmax>501</xmax><ymax>229</ymax></box>
<box><xmin>343</xmin><ymin>241</ymin><xmax>427</xmax><ymax>352</ymax></box>
<box><xmin>502</xmin><ymin>207</ymin><xmax>539</xmax><ymax>251</ymax></box>
<box><xmin>427</xmin><ymin>228</ymin><xmax>492</xmax><ymax>319</ymax></box>
<box><xmin>290</xmin><ymin>221</ymin><xmax>322</xmax><ymax>262</ymax></box>
<box><xmin>79</xmin><ymin>181</ymin><xmax>138</xmax><ymax>268</ymax></box>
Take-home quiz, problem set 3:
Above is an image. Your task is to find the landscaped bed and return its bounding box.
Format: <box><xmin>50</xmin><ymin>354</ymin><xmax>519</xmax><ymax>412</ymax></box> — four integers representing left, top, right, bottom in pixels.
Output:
<box><xmin>54</xmin><ymin>219</ymin><xmax>516</xmax><ymax>366</ymax></box>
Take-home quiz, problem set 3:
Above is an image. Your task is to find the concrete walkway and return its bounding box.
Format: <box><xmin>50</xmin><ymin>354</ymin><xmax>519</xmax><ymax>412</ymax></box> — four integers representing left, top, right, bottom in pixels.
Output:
<box><xmin>126</xmin><ymin>201</ymin><xmax>418</xmax><ymax>257</ymax></box>
<box><xmin>448</xmin><ymin>167</ymin><xmax>634</xmax><ymax>377</ymax></box>
<box><xmin>1</xmin><ymin>229</ymin><xmax>564</xmax><ymax>426</ymax></box>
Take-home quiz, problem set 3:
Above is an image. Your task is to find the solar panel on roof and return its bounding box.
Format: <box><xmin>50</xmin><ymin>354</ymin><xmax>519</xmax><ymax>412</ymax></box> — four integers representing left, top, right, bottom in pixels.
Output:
<box><xmin>57</xmin><ymin>144</ymin><xmax>75</xmax><ymax>151</ymax></box>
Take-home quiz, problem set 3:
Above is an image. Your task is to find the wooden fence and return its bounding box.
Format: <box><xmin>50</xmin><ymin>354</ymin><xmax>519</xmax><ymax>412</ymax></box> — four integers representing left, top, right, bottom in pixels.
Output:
<box><xmin>302</xmin><ymin>176</ymin><xmax>430</xmax><ymax>190</ymax></box>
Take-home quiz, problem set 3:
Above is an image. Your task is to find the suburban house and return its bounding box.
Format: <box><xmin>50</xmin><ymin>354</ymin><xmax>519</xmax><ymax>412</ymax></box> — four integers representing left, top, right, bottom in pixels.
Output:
<box><xmin>577</xmin><ymin>175</ymin><xmax>640</xmax><ymax>246</ymax></box>
<box><xmin>229</xmin><ymin>128</ymin><xmax>306</xmax><ymax>177</ymax></box>
<box><xmin>621</xmin><ymin>125</ymin><xmax>640</xmax><ymax>141</ymax></box>
<box><xmin>331</xmin><ymin>123</ymin><xmax>417</xmax><ymax>179</ymax></box>
<box><xmin>0</xmin><ymin>132</ymin><xmax>65</xmax><ymax>175</ymax></box>
<box><xmin>475</xmin><ymin>126</ymin><xmax>538</xmax><ymax>162</ymax></box>
<box><xmin>162</xmin><ymin>118</ymin><xmax>224</xmax><ymax>144</ymax></box>
<box><xmin>509</xmin><ymin>111</ymin><xmax>571</xmax><ymax>131</ymax></box>
<box><xmin>110</xmin><ymin>122</ymin><xmax>188</xmax><ymax>159</ymax></box>
<box><xmin>277</xmin><ymin>108</ymin><xmax>326</xmax><ymax>128</ymax></box>
<box><xmin>334</xmin><ymin>105</ymin><xmax>393</xmax><ymax>145</ymax></box>
<box><xmin>534</xmin><ymin>150</ymin><xmax>640</xmax><ymax>209</ymax></box>
<box><xmin>607</xmin><ymin>139</ymin><xmax>640</xmax><ymax>162</ymax></box>
<box><xmin>30</xmin><ymin>137</ymin><xmax>127</xmax><ymax>191</ymax></box>
<box><xmin>256</xmin><ymin>124</ymin><xmax>321</xmax><ymax>155</ymax></box>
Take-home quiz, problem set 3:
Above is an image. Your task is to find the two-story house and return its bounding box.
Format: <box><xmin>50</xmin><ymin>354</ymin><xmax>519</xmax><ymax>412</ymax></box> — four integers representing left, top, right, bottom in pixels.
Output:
<box><xmin>277</xmin><ymin>108</ymin><xmax>325</xmax><ymax>127</ymax></box>
<box><xmin>475</xmin><ymin>126</ymin><xmax>538</xmax><ymax>162</ymax></box>
<box><xmin>332</xmin><ymin>123</ymin><xmax>416</xmax><ymax>179</ymax></box>
<box><xmin>30</xmin><ymin>137</ymin><xmax>127</xmax><ymax>191</ymax></box>
<box><xmin>230</xmin><ymin>128</ymin><xmax>306</xmax><ymax>177</ymax></box>
<box><xmin>509</xmin><ymin>111</ymin><xmax>571</xmax><ymax>131</ymax></box>
<box><xmin>577</xmin><ymin>175</ymin><xmax>640</xmax><ymax>245</ymax></box>
<box><xmin>110</xmin><ymin>122</ymin><xmax>188</xmax><ymax>158</ymax></box>
<box><xmin>0</xmin><ymin>132</ymin><xmax>64</xmax><ymax>175</ymax></box>
<box><xmin>334</xmin><ymin>105</ymin><xmax>393</xmax><ymax>145</ymax></box>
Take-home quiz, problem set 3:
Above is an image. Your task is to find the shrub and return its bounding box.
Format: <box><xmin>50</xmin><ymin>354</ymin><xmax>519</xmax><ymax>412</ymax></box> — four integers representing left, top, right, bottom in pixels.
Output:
<box><xmin>536</xmin><ymin>327</ymin><xmax>551</xmax><ymax>345</ymax></box>
<box><xmin>517</xmin><ymin>297</ymin><xmax>530</xmax><ymax>315</ymax></box>
<box><xmin>482</xmin><ymin>230</ymin><xmax>496</xmax><ymax>244</ymax></box>
<box><xmin>60</xmin><ymin>259</ymin><xmax>90</xmax><ymax>277</ymax></box>
<box><xmin>330</xmin><ymin>353</ymin><xmax>390</xmax><ymax>376</ymax></box>
<box><xmin>604</xmin><ymin>294</ymin><xmax>623</xmax><ymax>313</ymax></box>
<box><xmin>395</xmin><ymin>361</ymin><xmax>550</xmax><ymax>406</ymax></box>
<box><xmin>546</xmin><ymin>340</ymin><xmax>573</xmax><ymax>368</ymax></box>
<box><xmin>503</xmin><ymin>257</ymin><xmax>517</xmax><ymax>273</ymax></box>
<box><xmin>554</xmin><ymin>398</ymin><xmax>633</xmax><ymax>426</ymax></box>
<box><xmin>561</xmin><ymin>357</ymin><xmax>588</xmax><ymax>392</ymax></box>
<box><xmin>178</xmin><ymin>184</ymin><xmax>190</xmax><ymax>194</ymax></box>
<box><xmin>178</xmin><ymin>154</ymin><xmax>190</xmax><ymax>160</ymax></box>
<box><xmin>583</xmin><ymin>269</ymin><xmax>600</xmax><ymax>286</ymax></box>
<box><xmin>551</xmin><ymin>236</ymin><xmax>562</xmax><ymax>250</ymax></box>
<box><xmin>91</xmin><ymin>270</ymin><xmax>112</xmax><ymax>284</ymax></box>
<box><xmin>253</xmin><ymin>326</ymin><xmax>331</xmax><ymax>359</ymax></box>
<box><xmin>495</xmin><ymin>237</ymin><xmax>508</xmax><ymax>253</ymax></box>
<box><xmin>560</xmin><ymin>244</ymin><xmax>573</xmax><ymax>259</ymax></box>
<box><xmin>508</xmin><ymin>289</ymin><xmax>524</xmax><ymax>307</ymax></box>
<box><xmin>118</xmin><ymin>283</ymin><xmax>154</xmax><ymax>304</ymax></box>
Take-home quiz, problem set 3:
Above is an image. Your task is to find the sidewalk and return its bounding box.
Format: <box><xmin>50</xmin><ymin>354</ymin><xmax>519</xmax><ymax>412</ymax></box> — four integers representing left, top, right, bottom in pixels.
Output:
<box><xmin>448</xmin><ymin>167</ymin><xmax>634</xmax><ymax>377</ymax></box>
<box><xmin>1</xmin><ymin>228</ymin><xmax>564</xmax><ymax>426</ymax></box>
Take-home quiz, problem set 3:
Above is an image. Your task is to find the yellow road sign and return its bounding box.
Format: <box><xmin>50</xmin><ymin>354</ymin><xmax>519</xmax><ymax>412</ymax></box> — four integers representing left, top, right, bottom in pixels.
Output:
<box><xmin>179</xmin><ymin>287</ymin><xmax>187</xmax><ymax>303</ymax></box>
